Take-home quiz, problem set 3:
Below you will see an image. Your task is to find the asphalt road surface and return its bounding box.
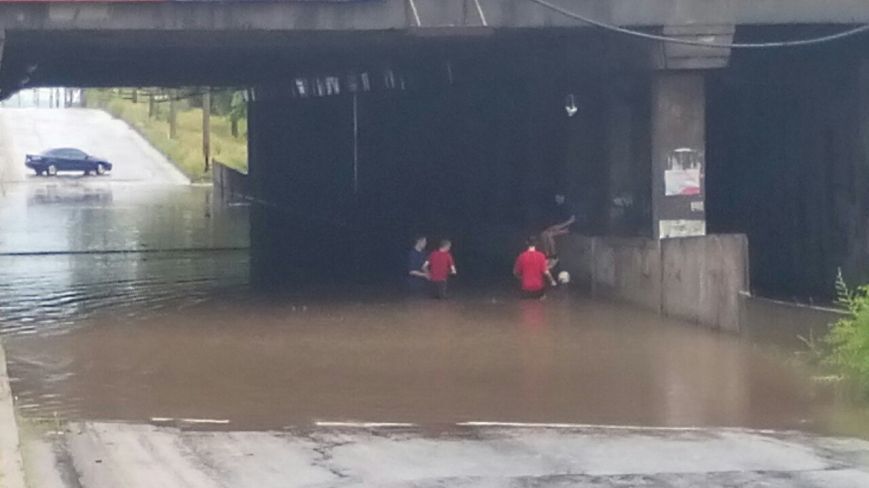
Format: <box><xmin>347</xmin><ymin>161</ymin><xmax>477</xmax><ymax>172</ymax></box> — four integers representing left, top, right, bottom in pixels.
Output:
<box><xmin>0</xmin><ymin>108</ymin><xmax>188</xmax><ymax>184</ymax></box>
<box><xmin>22</xmin><ymin>422</ymin><xmax>869</xmax><ymax>488</ymax></box>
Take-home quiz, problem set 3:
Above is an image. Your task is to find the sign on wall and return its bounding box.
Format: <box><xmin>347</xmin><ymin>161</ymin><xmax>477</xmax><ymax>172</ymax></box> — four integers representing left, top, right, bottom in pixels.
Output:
<box><xmin>659</xmin><ymin>146</ymin><xmax>706</xmax><ymax>239</ymax></box>
<box><xmin>664</xmin><ymin>147</ymin><xmax>702</xmax><ymax>197</ymax></box>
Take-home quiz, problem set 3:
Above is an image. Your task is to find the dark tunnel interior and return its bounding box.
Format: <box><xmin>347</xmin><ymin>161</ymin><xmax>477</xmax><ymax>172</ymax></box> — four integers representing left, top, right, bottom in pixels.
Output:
<box><xmin>11</xmin><ymin>23</ymin><xmax>865</xmax><ymax>299</ymax></box>
<box><xmin>245</xmin><ymin>26</ymin><xmax>869</xmax><ymax>298</ymax></box>
<box><xmin>707</xmin><ymin>30</ymin><xmax>869</xmax><ymax>299</ymax></box>
<box><xmin>248</xmin><ymin>36</ymin><xmax>616</xmax><ymax>287</ymax></box>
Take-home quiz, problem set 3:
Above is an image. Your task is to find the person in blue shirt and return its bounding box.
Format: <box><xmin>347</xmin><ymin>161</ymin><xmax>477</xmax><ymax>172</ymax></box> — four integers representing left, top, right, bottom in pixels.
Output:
<box><xmin>407</xmin><ymin>235</ymin><xmax>430</xmax><ymax>292</ymax></box>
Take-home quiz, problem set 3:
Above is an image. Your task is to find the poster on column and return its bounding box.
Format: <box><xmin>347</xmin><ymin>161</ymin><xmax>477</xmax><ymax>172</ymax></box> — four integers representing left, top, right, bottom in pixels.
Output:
<box><xmin>659</xmin><ymin>220</ymin><xmax>706</xmax><ymax>239</ymax></box>
<box><xmin>664</xmin><ymin>147</ymin><xmax>703</xmax><ymax>196</ymax></box>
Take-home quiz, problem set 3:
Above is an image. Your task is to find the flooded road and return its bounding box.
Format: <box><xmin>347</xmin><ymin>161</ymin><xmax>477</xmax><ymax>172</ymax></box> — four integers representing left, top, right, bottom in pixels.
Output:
<box><xmin>0</xmin><ymin>108</ymin><xmax>862</xmax><ymax>439</ymax></box>
<box><xmin>0</xmin><ymin>181</ymin><xmax>851</xmax><ymax>436</ymax></box>
<box><xmin>1</xmin><ymin>289</ymin><xmax>823</xmax><ymax>431</ymax></box>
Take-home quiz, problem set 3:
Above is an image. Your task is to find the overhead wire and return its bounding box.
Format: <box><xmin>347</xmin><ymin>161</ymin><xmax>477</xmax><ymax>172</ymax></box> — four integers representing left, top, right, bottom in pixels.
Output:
<box><xmin>524</xmin><ymin>0</ymin><xmax>869</xmax><ymax>49</ymax></box>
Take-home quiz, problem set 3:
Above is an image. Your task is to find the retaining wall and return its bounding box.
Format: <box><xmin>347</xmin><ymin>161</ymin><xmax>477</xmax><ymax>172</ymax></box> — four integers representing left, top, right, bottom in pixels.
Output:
<box><xmin>213</xmin><ymin>161</ymin><xmax>250</xmax><ymax>198</ymax></box>
<box><xmin>559</xmin><ymin>233</ymin><xmax>749</xmax><ymax>331</ymax></box>
<box><xmin>0</xmin><ymin>341</ymin><xmax>26</xmax><ymax>488</ymax></box>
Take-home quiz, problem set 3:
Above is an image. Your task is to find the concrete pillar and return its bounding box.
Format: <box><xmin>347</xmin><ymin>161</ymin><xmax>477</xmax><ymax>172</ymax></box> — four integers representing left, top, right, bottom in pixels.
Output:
<box><xmin>246</xmin><ymin>96</ymin><xmax>267</xmax><ymax>201</ymax></box>
<box><xmin>651</xmin><ymin>71</ymin><xmax>706</xmax><ymax>239</ymax></box>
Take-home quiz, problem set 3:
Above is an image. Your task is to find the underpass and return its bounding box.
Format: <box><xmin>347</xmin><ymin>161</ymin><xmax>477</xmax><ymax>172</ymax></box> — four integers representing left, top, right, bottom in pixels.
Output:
<box><xmin>0</xmin><ymin>108</ymin><xmax>866</xmax><ymax>487</ymax></box>
<box><xmin>2</xmin><ymin>0</ymin><xmax>869</xmax><ymax>486</ymax></box>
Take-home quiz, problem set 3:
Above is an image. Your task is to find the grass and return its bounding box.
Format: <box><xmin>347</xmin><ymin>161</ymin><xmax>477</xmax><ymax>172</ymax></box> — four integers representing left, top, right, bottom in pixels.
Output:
<box><xmin>87</xmin><ymin>90</ymin><xmax>248</xmax><ymax>182</ymax></box>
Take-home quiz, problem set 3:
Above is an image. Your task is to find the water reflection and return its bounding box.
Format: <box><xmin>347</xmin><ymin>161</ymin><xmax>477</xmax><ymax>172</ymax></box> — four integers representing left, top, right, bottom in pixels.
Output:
<box><xmin>0</xmin><ymin>181</ymin><xmax>246</xmax><ymax>254</ymax></box>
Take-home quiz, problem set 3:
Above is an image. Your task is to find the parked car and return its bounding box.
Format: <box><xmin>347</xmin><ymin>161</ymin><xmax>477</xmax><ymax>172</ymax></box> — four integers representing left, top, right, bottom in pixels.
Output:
<box><xmin>25</xmin><ymin>148</ymin><xmax>113</xmax><ymax>176</ymax></box>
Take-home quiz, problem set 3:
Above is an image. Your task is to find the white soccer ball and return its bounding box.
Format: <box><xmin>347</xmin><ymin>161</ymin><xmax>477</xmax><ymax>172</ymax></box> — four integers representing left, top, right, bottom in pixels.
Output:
<box><xmin>557</xmin><ymin>271</ymin><xmax>570</xmax><ymax>285</ymax></box>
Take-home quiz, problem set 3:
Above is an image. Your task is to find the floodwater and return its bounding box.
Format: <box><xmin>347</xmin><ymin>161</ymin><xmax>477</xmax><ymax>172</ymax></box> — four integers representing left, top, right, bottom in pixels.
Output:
<box><xmin>0</xmin><ymin>178</ymin><xmax>862</xmax><ymax>435</ymax></box>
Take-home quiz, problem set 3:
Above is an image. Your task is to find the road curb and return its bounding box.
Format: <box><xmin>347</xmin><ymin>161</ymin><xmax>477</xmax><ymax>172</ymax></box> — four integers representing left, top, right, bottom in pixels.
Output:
<box><xmin>0</xmin><ymin>340</ymin><xmax>26</xmax><ymax>488</ymax></box>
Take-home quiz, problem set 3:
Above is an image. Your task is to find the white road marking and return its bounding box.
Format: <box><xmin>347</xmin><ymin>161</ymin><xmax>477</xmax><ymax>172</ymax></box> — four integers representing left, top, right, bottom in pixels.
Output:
<box><xmin>150</xmin><ymin>417</ymin><xmax>230</xmax><ymax>425</ymax></box>
<box><xmin>314</xmin><ymin>421</ymin><xmax>416</xmax><ymax>428</ymax></box>
<box><xmin>179</xmin><ymin>418</ymin><xmax>230</xmax><ymax>425</ymax></box>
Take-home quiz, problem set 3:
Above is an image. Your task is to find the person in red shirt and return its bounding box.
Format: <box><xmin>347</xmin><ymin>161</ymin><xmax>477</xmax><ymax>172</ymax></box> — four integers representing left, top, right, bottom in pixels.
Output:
<box><xmin>424</xmin><ymin>239</ymin><xmax>457</xmax><ymax>299</ymax></box>
<box><xmin>514</xmin><ymin>236</ymin><xmax>557</xmax><ymax>299</ymax></box>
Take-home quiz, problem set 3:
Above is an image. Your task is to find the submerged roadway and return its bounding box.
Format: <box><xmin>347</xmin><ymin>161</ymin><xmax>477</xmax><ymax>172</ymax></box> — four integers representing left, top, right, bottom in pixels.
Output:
<box><xmin>1</xmin><ymin>107</ymin><xmax>869</xmax><ymax>487</ymax></box>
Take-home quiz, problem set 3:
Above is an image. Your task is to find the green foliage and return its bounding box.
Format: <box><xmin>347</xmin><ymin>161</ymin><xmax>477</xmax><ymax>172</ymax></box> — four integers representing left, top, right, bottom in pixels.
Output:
<box><xmin>824</xmin><ymin>269</ymin><xmax>869</xmax><ymax>397</ymax></box>
<box><xmin>85</xmin><ymin>88</ymin><xmax>248</xmax><ymax>181</ymax></box>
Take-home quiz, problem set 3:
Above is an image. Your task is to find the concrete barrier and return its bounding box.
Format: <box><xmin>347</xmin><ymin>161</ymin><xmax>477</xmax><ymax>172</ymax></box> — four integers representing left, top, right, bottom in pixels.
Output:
<box><xmin>559</xmin><ymin>234</ymin><xmax>749</xmax><ymax>331</ymax></box>
<box><xmin>0</xmin><ymin>341</ymin><xmax>26</xmax><ymax>488</ymax></box>
<box><xmin>213</xmin><ymin>160</ymin><xmax>249</xmax><ymax>198</ymax></box>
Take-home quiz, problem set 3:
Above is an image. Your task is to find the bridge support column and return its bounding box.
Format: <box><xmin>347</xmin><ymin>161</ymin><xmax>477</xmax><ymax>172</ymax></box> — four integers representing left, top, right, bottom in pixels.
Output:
<box><xmin>650</xmin><ymin>71</ymin><xmax>707</xmax><ymax>239</ymax></box>
<box><xmin>644</xmin><ymin>26</ymin><xmax>731</xmax><ymax>239</ymax></box>
<box><xmin>600</xmin><ymin>26</ymin><xmax>731</xmax><ymax>239</ymax></box>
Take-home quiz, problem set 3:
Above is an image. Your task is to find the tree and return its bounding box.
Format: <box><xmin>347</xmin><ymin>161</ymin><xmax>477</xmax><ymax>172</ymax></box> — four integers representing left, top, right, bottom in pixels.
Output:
<box><xmin>168</xmin><ymin>89</ymin><xmax>177</xmax><ymax>139</ymax></box>
<box><xmin>228</xmin><ymin>90</ymin><xmax>247</xmax><ymax>138</ymax></box>
<box><xmin>202</xmin><ymin>90</ymin><xmax>211</xmax><ymax>172</ymax></box>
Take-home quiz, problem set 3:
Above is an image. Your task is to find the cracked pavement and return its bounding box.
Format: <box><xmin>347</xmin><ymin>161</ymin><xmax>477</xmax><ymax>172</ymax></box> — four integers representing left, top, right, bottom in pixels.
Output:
<box><xmin>22</xmin><ymin>422</ymin><xmax>869</xmax><ymax>488</ymax></box>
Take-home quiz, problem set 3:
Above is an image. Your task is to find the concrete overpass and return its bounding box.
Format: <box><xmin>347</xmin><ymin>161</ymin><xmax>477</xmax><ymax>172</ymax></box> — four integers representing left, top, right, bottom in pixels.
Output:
<box><xmin>3</xmin><ymin>0</ymin><xmax>869</xmax><ymax>328</ymax></box>
<box><xmin>1</xmin><ymin>0</ymin><xmax>869</xmax><ymax>89</ymax></box>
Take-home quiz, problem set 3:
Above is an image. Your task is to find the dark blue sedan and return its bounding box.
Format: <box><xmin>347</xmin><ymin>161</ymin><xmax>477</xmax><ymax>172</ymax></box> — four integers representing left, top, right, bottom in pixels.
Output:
<box><xmin>25</xmin><ymin>148</ymin><xmax>113</xmax><ymax>176</ymax></box>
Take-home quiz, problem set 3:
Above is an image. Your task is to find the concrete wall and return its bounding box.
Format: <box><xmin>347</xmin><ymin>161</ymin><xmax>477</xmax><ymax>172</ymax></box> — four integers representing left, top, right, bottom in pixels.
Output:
<box><xmin>559</xmin><ymin>233</ymin><xmax>749</xmax><ymax>331</ymax></box>
<box><xmin>707</xmin><ymin>47</ymin><xmax>869</xmax><ymax>299</ymax></box>
<box><xmin>661</xmin><ymin>234</ymin><xmax>748</xmax><ymax>331</ymax></box>
<box><xmin>213</xmin><ymin>161</ymin><xmax>250</xmax><ymax>199</ymax></box>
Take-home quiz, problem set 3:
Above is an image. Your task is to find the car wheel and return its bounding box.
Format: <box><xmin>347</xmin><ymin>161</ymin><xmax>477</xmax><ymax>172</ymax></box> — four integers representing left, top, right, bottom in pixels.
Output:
<box><xmin>47</xmin><ymin>164</ymin><xmax>58</xmax><ymax>176</ymax></box>
<box><xmin>96</xmin><ymin>164</ymin><xmax>106</xmax><ymax>176</ymax></box>
<box><xmin>35</xmin><ymin>170</ymin><xmax>44</xmax><ymax>176</ymax></box>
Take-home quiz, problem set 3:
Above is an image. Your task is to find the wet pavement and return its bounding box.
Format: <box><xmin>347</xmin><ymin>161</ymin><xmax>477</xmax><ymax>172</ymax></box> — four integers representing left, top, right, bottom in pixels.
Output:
<box><xmin>3</xmin><ymin>108</ymin><xmax>869</xmax><ymax>487</ymax></box>
<box><xmin>22</xmin><ymin>422</ymin><xmax>869</xmax><ymax>488</ymax></box>
<box><xmin>0</xmin><ymin>108</ymin><xmax>188</xmax><ymax>184</ymax></box>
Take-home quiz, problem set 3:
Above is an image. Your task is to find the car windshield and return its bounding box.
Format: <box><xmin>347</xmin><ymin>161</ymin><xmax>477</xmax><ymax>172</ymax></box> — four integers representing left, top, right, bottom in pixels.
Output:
<box><xmin>42</xmin><ymin>148</ymin><xmax>87</xmax><ymax>159</ymax></box>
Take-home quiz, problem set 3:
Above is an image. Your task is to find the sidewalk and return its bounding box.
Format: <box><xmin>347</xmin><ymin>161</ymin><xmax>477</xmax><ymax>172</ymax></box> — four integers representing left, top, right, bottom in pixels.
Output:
<box><xmin>0</xmin><ymin>341</ymin><xmax>26</xmax><ymax>488</ymax></box>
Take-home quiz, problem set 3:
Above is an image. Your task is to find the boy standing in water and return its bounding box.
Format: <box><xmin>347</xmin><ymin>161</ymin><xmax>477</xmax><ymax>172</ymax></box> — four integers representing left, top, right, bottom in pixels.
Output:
<box><xmin>407</xmin><ymin>235</ymin><xmax>430</xmax><ymax>294</ymax></box>
<box><xmin>424</xmin><ymin>239</ymin><xmax>457</xmax><ymax>299</ymax></box>
<box><xmin>514</xmin><ymin>236</ymin><xmax>557</xmax><ymax>299</ymax></box>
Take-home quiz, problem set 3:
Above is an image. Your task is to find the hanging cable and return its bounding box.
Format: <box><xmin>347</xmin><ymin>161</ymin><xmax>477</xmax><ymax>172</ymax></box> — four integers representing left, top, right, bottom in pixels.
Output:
<box><xmin>524</xmin><ymin>0</ymin><xmax>869</xmax><ymax>49</ymax></box>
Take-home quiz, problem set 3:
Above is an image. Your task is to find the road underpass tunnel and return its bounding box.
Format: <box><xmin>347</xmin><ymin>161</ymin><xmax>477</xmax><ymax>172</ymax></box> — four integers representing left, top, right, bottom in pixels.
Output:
<box><xmin>247</xmin><ymin>34</ymin><xmax>628</xmax><ymax>286</ymax></box>
<box><xmin>243</xmin><ymin>24</ymin><xmax>869</xmax><ymax>300</ymax></box>
<box><xmin>707</xmin><ymin>28</ymin><xmax>869</xmax><ymax>299</ymax></box>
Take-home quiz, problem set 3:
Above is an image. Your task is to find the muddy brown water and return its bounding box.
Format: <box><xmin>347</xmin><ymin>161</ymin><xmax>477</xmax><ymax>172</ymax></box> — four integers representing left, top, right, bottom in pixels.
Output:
<box><xmin>0</xmin><ymin>180</ymin><xmax>864</xmax><ymax>434</ymax></box>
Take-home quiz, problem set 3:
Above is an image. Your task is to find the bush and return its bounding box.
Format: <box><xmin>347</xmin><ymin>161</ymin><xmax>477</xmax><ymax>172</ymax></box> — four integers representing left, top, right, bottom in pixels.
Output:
<box><xmin>824</xmin><ymin>270</ymin><xmax>869</xmax><ymax>397</ymax></box>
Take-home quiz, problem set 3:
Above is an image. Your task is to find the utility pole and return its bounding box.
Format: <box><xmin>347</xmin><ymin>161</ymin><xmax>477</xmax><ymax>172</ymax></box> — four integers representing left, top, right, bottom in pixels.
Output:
<box><xmin>148</xmin><ymin>91</ymin><xmax>156</xmax><ymax>118</ymax></box>
<box><xmin>202</xmin><ymin>89</ymin><xmax>211</xmax><ymax>173</ymax></box>
<box><xmin>168</xmin><ymin>90</ymin><xmax>177</xmax><ymax>139</ymax></box>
